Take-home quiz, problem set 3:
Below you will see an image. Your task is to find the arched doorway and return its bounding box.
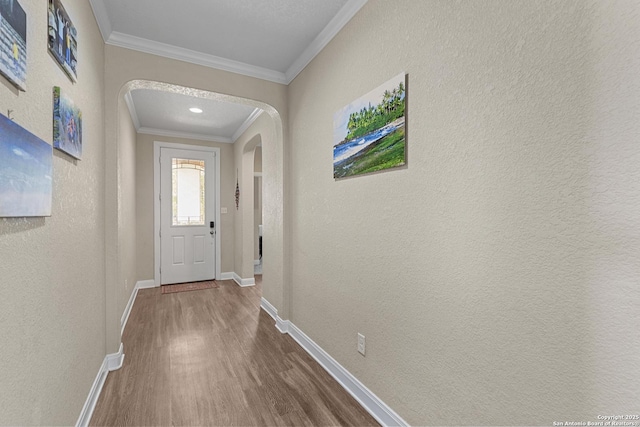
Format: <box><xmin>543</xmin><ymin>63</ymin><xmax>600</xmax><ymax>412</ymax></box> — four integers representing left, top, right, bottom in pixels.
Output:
<box><xmin>106</xmin><ymin>78</ymin><xmax>288</xmax><ymax>355</ymax></box>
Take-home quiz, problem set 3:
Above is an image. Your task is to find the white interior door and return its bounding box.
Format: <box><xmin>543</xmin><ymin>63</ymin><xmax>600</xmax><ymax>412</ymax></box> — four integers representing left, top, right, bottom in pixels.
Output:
<box><xmin>160</xmin><ymin>147</ymin><xmax>216</xmax><ymax>285</ymax></box>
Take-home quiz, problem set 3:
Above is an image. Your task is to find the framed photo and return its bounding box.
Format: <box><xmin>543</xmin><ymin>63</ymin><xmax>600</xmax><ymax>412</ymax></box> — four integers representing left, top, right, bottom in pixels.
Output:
<box><xmin>48</xmin><ymin>0</ymin><xmax>77</xmax><ymax>82</ymax></box>
<box><xmin>0</xmin><ymin>113</ymin><xmax>52</xmax><ymax>217</ymax></box>
<box><xmin>53</xmin><ymin>86</ymin><xmax>82</xmax><ymax>159</ymax></box>
<box><xmin>0</xmin><ymin>0</ymin><xmax>27</xmax><ymax>90</ymax></box>
<box><xmin>333</xmin><ymin>73</ymin><xmax>406</xmax><ymax>179</ymax></box>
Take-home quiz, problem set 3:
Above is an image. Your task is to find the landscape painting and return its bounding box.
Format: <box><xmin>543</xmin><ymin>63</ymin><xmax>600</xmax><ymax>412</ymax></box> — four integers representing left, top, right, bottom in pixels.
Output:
<box><xmin>53</xmin><ymin>86</ymin><xmax>82</xmax><ymax>159</ymax></box>
<box><xmin>333</xmin><ymin>73</ymin><xmax>406</xmax><ymax>179</ymax></box>
<box><xmin>47</xmin><ymin>0</ymin><xmax>77</xmax><ymax>82</ymax></box>
<box><xmin>0</xmin><ymin>0</ymin><xmax>27</xmax><ymax>90</ymax></box>
<box><xmin>0</xmin><ymin>113</ymin><xmax>52</xmax><ymax>217</ymax></box>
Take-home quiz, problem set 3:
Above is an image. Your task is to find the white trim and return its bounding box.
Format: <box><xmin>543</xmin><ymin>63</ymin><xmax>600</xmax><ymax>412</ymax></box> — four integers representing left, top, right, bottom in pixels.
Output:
<box><xmin>232</xmin><ymin>273</ymin><xmax>255</xmax><ymax>287</ymax></box>
<box><xmin>88</xmin><ymin>0</ymin><xmax>112</xmax><ymax>43</ymax></box>
<box><xmin>276</xmin><ymin>317</ymin><xmax>290</xmax><ymax>334</ymax></box>
<box><xmin>232</xmin><ymin>108</ymin><xmax>263</xmax><ymax>142</ymax></box>
<box><xmin>220</xmin><ymin>272</ymin><xmax>234</xmax><ymax>281</ymax></box>
<box><xmin>137</xmin><ymin>279</ymin><xmax>157</xmax><ymax>289</ymax></box>
<box><xmin>288</xmin><ymin>324</ymin><xmax>408</xmax><ymax>427</ymax></box>
<box><xmin>121</xmin><ymin>280</ymin><xmax>157</xmax><ymax>336</ymax></box>
<box><xmin>140</xmin><ymin>127</ymin><xmax>232</xmax><ymax>144</ymax></box>
<box><xmin>121</xmin><ymin>287</ymin><xmax>138</xmax><ymax>336</ymax></box>
<box><xmin>259</xmin><ymin>298</ymin><xmax>289</xmax><ymax>333</ymax></box>
<box><xmin>89</xmin><ymin>1</ymin><xmax>367</xmax><ymax>85</ymax></box>
<box><xmin>258</xmin><ymin>299</ymin><xmax>408</xmax><ymax>427</ymax></box>
<box><xmin>154</xmin><ymin>141</ymin><xmax>222</xmax><ymax>287</ymax></box>
<box><xmin>107</xmin><ymin>31</ymin><xmax>287</xmax><ymax>85</ymax></box>
<box><xmin>106</xmin><ymin>343</ymin><xmax>125</xmax><ymax>372</ymax></box>
<box><xmin>123</xmin><ymin>92</ymin><xmax>141</xmax><ymax>130</ymax></box>
<box><xmin>75</xmin><ymin>344</ymin><xmax>124</xmax><ymax>427</ymax></box>
<box><xmin>284</xmin><ymin>0</ymin><xmax>368</xmax><ymax>83</ymax></box>
<box><xmin>260</xmin><ymin>297</ymin><xmax>278</xmax><ymax>321</ymax></box>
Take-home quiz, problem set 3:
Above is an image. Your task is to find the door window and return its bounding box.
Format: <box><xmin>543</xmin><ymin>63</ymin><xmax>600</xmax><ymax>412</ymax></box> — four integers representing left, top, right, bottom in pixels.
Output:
<box><xmin>172</xmin><ymin>158</ymin><xmax>205</xmax><ymax>226</ymax></box>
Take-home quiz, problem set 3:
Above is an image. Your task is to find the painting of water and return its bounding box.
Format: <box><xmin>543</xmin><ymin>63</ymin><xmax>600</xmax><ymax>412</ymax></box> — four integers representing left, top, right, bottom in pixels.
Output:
<box><xmin>0</xmin><ymin>0</ymin><xmax>27</xmax><ymax>90</ymax></box>
<box><xmin>333</xmin><ymin>73</ymin><xmax>406</xmax><ymax>179</ymax></box>
<box><xmin>53</xmin><ymin>86</ymin><xmax>82</xmax><ymax>159</ymax></box>
<box><xmin>0</xmin><ymin>113</ymin><xmax>52</xmax><ymax>217</ymax></box>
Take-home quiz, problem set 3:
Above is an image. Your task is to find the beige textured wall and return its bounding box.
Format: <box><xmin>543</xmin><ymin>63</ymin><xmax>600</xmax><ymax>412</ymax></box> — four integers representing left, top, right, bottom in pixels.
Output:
<box><xmin>288</xmin><ymin>0</ymin><xmax>640</xmax><ymax>425</ymax></box>
<box><xmin>118</xmin><ymin>98</ymin><xmax>137</xmax><ymax>318</ymax></box>
<box><xmin>135</xmin><ymin>133</ymin><xmax>236</xmax><ymax>278</ymax></box>
<box><xmin>104</xmin><ymin>46</ymin><xmax>289</xmax><ymax>350</ymax></box>
<box><xmin>0</xmin><ymin>0</ymin><xmax>105</xmax><ymax>424</ymax></box>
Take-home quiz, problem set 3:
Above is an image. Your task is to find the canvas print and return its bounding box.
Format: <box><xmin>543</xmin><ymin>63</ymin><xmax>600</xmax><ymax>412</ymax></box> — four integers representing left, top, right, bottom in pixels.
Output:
<box><xmin>333</xmin><ymin>73</ymin><xmax>406</xmax><ymax>179</ymax></box>
<box><xmin>0</xmin><ymin>113</ymin><xmax>52</xmax><ymax>217</ymax></box>
<box><xmin>48</xmin><ymin>0</ymin><xmax>77</xmax><ymax>82</ymax></box>
<box><xmin>53</xmin><ymin>86</ymin><xmax>82</xmax><ymax>159</ymax></box>
<box><xmin>0</xmin><ymin>0</ymin><xmax>27</xmax><ymax>90</ymax></box>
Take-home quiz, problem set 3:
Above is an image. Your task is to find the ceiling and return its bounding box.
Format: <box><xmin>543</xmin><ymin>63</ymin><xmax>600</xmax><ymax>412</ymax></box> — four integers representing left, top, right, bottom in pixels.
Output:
<box><xmin>90</xmin><ymin>0</ymin><xmax>367</xmax><ymax>143</ymax></box>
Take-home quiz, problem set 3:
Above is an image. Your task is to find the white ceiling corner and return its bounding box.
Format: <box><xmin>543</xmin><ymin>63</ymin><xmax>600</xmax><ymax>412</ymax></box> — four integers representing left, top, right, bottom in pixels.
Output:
<box><xmin>88</xmin><ymin>0</ymin><xmax>111</xmax><ymax>43</ymax></box>
<box><xmin>89</xmin><ymin>0</ymin><xmax>368</xmax><ymax>85</ymax></box>
<box><xmin>137</xmin><ymin>127</ymin><xmax>233</xmax><ymax>144</ymax></box>
<box><xmin>95</xmin><ymin>1</ymin><xmax>367</xmax><ymax>141</ymax></box>
<box><xmin>232</xmin><ymin>108</ymin><xmax>264</xmax><ymax>142</ymax></box>
<box><xmin>284</xmin><ymin>0</ymin><xmax>368</xmax><ymax>83</ymax></box>
<box><xmin>107</xmin><ymin>32</ymin><xmax>288</xmax><ymax>84</ymax></box>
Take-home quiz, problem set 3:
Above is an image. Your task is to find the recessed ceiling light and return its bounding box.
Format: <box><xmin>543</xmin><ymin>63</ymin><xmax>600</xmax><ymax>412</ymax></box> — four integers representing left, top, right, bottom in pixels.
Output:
<box><xmin>189</xmin><ymin>107</ymin><xmax>203</xmax><ymax>113</ymax></box>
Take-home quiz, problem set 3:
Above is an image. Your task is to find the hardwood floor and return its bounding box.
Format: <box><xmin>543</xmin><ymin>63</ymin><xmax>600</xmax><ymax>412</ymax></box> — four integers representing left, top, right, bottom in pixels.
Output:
<box><xmin>90</xmin><ymin>276</ymin><xmax>378</xmax><ymax>426</ymax></box>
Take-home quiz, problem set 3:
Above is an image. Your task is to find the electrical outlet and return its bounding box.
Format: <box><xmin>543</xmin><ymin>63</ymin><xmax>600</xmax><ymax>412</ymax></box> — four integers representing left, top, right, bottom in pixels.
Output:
<box><xmin>357</xmin><ymin>333</ymin><xmax>365</xmax><ymax>356</ymax></box>
<box><xmin>221</xmin><ymin>207</ymin><xmax>228</xmax><ymax>214</ymax></box>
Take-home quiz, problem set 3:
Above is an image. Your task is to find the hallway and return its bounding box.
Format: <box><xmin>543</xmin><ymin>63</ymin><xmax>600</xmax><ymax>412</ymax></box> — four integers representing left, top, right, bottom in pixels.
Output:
<box><xmin>90</xmin><ymin>278</ymin><xmax>377</xmax><ymax>426</ymax></box>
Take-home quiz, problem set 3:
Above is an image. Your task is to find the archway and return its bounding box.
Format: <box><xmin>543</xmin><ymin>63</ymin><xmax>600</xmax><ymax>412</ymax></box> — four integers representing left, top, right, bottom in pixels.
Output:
<box><xmin>106</xmin><ymin>78</ymin><xmax>288</xmax><ymax>355</ymax></box>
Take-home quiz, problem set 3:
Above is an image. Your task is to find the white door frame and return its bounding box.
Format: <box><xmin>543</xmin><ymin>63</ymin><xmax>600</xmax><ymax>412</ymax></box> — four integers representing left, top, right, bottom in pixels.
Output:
<box><xmin>153</xmin><ymin>141</ymin><xmax>221</xmax><ymax>286</ymax></box>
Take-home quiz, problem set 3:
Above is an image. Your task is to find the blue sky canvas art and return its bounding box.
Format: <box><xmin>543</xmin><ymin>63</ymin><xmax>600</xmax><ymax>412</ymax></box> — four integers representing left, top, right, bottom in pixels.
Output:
<box><xmin>0</xmin><ymin>113</ymin><xmax>52</xmax><ymax>217</ymax></box>
<box><xmin>333</xmin><ymin>73</ymin><xmax>406</xmax><ymax>179</ymax></box>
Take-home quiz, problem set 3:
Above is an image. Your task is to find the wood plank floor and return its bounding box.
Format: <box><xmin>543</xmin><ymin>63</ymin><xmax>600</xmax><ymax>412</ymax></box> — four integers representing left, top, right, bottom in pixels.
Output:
<box><xmin>90</xmin><ymin>277</ymin><xmax>378</xmax><ymax>426</ymax></box>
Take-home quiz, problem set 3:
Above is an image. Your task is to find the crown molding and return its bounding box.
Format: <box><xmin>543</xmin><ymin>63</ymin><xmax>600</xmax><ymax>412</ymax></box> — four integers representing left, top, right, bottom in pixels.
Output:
<box><xmin>107</xmin><ymin>31</ymin><xmax>288</xmax><ymax>85</ymax></box>
<box><xmin>285</xmin><ymin>0</ymin><xmax>368</xmax><ymax>83</ymax></box>
<box><xmin>123</xmin><ymin>92</ymin><xmax>141</xmax><ymax>130</ymax></box>
<box><xmin>137</xmin><ymin>127</ymin><xmax>233</xmax><ymax>144</ymax></box>
<box><xmin>88</xmin><ymin>0</ymin><xmax>111</xmax><ymax>43</ymax></box>
<box><xmin>232</xmin><ymin>108</ymin><xmax>264</xmax><ymax>142</ymax></box>
<box><xmin>89</xmin><ymin>0</ymin><xmax>367</xmax><ymax>86</ymax></box>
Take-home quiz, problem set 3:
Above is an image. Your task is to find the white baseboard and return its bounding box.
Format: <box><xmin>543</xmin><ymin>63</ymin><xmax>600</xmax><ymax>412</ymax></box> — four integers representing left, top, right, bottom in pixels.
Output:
<box><xmin>260</xmin><ymin>297</ymin><xmax>278</xmax><ymax>320</ymax></box>
<box><xmin>137</xmin><ymin>279</ymin><xmax>157</xmax><ymax>289</ymax></box>
<box><xmin>259</xmin><ymin>299</ymin><xmax>408</xmax><ymax>427</ymax></box>
<box><xmin>232</xmin><ymin>272</ymin><xmax>255</xmax><ymax>287</ymax></box>
<box><xmin>220</xmin><ymin>272</ymin><xmax>234</xmax><ymax>280</ymax></box>
<box><xmin>121</xmin><ymin>280</ymin><xmax>156</xmax><ymax>336</ymax></box>
<box><xmin>76</xmin><ymin>343</ymin><xmax>124</xmax><ymax>427</ymax></box>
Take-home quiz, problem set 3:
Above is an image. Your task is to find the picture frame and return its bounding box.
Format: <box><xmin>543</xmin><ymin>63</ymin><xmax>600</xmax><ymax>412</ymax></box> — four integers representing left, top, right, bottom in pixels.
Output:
<box><xmin>0</xmin><ymin>0</ymin><xmax>27</xmax><ymax>91</ymax></box>
<box><xmin>48</xmin><ymin>0</ymin><xmax>77</xmax><ymax>82</ymax></box>
<box><xmin>0</xmin><ymin>113</ymin><xmax>53</xmax><ymax>217</ymax></box>
<box><xmin>53</xmin><ymin>86</ymin><xmax>82</xmax><ymax>159</ymax></box>
<box><xmin>333</xmin><ymin>73</ymin><xmax>406</xmax><ymax>179</ymax></box>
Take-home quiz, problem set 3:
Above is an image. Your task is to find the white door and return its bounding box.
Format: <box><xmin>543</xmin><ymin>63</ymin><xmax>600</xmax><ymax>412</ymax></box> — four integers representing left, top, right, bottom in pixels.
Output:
<box><xmin>160</xmin><ymin>147</ymin><xmax>216</xmax><ymax>285</ymax></box>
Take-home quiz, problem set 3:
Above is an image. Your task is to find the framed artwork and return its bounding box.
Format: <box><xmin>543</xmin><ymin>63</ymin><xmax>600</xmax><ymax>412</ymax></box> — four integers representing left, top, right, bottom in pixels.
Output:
<box><xmin>0</xmin><ymin>113</ymin><xmax>52</xmax><ymax>217</ymax></box>
<box><xmin>47</xmin><ymin>0</ymin><xmax>77</xmax><ymax>82</ymax></box>
<box><xmin>333</xmin><ymin>73</ymin><xmax>406</xmax><ymax>179</ymax></box>
<box><xmin>0</xmin><ymin>0</ymin><xmax>27</xmax><ymax>90</ymax></box>
<box><xmin>53</xmin><ymin>86</ymin><xmax>82</xmax><ymax>159</ymax></box>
